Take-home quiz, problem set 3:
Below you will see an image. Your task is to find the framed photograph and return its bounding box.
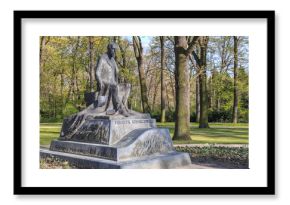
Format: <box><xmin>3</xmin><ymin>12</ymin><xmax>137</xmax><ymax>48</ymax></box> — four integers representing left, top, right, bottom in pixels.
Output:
<box><xmin>14</xmin><ymin>10</ymin><xmax>275</xmax><ymax>195</ymax></box>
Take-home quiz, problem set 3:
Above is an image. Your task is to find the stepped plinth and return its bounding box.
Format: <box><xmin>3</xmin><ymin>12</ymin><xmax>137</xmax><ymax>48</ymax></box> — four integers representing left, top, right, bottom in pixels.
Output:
<box><xmin>40</xmin><ymin>114</ymin><xmax>191</xmax><ymax>169</ymax></box>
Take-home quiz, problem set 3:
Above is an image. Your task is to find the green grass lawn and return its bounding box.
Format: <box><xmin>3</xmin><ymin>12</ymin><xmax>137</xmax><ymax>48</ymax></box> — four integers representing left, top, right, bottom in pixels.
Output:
<box><xmin>158</xmin><ymin>122</ymin><xmax>248</xmax><ymax>144</ymax></box>
<box><xmin>40</xmin><ymin>122</ymin><xmax>248</xmax><ymax>146</ymax></box>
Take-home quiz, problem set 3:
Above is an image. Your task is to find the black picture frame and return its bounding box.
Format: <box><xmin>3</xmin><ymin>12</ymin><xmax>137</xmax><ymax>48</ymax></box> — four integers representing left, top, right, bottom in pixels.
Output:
<box><xmin>14</xmin><ymin>10</ymin><xmax>275</xmax><ymax>195</ymax></box>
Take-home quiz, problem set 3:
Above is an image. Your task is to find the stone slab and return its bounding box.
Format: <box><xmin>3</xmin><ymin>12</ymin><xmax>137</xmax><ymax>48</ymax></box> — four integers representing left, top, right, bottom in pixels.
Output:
<box><xmin>40</xmin><ymin>148</ymin><xmax>192</xmax><ymax>169</ymax></box>
<box><xmin>115</xmin><ymin>128</ymin><xmax>174</xmax><ymax>161</ymax></box>
<box><xmin>51</xmin><ymin>128</ymin><xmax>175</xmax><ymax>162</ymax></box>
<box><xmin>50</xmin><ymin>140</ymin><xmax>117</xmax><ymax>161</ymax></box>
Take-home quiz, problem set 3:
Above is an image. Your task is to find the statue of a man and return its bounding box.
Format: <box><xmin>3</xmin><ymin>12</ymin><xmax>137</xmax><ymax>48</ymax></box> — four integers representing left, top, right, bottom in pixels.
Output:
<box><xmin>95</xmin><ymin>43</ymin><xmax>128</xmax><ymax>116</ymax></box>
<box><xmin>60</xmin><ymin>43</ymin><xmax>147</xmax><ymax>140</ymax></box>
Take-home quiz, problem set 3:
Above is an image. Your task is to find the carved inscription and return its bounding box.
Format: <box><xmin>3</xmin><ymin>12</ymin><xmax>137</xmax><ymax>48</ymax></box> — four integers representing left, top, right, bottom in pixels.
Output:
<box><xmin>114</xmin><ymin>119</ymin><xmax>154</xmax><ymax>125</ymax></box>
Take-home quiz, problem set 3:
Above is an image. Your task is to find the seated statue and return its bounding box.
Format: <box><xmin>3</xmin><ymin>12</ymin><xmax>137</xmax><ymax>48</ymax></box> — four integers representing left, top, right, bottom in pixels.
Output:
<box><xmin>94</xmin><ymin>42</ymin><xmax>129</xmax><ymax>116</ymax></box>
<box><xmin>60</xmin><ymin>43</ymin><xmax>147</xmax><ymax>140</ymax></box>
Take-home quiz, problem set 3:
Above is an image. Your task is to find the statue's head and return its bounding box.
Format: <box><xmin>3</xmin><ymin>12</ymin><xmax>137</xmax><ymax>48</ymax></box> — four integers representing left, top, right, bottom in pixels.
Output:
<box><xmin>107</xmin><ymin>43</ymin><xmax>118</xmax><ymax>59</ymax></box>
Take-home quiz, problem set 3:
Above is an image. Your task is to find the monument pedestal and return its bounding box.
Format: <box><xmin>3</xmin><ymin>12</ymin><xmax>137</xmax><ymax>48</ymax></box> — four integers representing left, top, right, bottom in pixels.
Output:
<box><xmin>40</xmin><ymin>149</ymin><xmax>191</xmax><ymax>169</ymax></box>
<box><xmin>40</xmin><ymin>116</ymin><xmax>192</xmax><ymax>169</ymax></box>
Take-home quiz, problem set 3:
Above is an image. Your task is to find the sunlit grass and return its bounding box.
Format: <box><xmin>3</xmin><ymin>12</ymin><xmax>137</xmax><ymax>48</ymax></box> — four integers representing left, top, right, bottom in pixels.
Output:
<box><xmin>40</xmin><ymin>124</ymin><xmax>61</xmax><ymax>145</ymax></box>
<box><xmin>157</xmin><ymin>122</ymin><xmax>248</xmax><ymax>144</ymax></box>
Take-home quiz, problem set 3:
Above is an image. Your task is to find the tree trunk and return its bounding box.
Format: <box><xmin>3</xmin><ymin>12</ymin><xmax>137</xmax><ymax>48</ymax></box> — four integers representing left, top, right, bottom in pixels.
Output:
<box><xmin>160</xmin><ymin>36</ymin><xmax>166</xmax><ymax>123</ymax></box>
<box><xmin>195</xmin><ymin>76</ymin><xmax>200</xmax><ymax>122</ymax></box>
<box><xmin>232</xmin><ymin>36</ymin><xmax>239</xmax><ymax>123</ymax></box>
<box><xmin>88</xmin><ymin>36</ymin><xmax>94</xmax><ymax>92</ymax></box>
<box><xmin>165</xmin><ymin>85</ymin><xmax>172</xmax><ymax>112</ymax></box>
<box><xmin>53</xmin><ymin>82</ymin><xmax>57</xmax><ymax>119</ymax></box>
<box><xmin>132</xmin><ymin>36</ymin><xmax>151</xmax><ymax>113</ymax></box>
<box><xmin>40</xmin><ymin>36</ymin><xmax>46</xmax><ymax>77</ymax></box>
<box><xmin>211</xmin><ymin>68</ymin><xmax>217</xmax><ymax>111</ymax></box>
<box><xmin>216</xmin><ymin>98</ymin><xmax>221</xmax><ymax>111</ymax></box>
<box><xmin>60</xmin><ymin>70</ymin><xmax>64</xmax><ymax>118</ymax></box>
<box><xmin>152</xmin><ymin>72</ymin><xmax>159</xmax><ymax>110</ymax></box>
<box><xmin>118</xmin><ymin>41</ymin><xmax>128</xmax><ymax>83</ymax></box>
<box><xmin>173</xmin><ymin>36</ymin><xmax>191</xmax><ymax>140</ymax></box>
<box><xmin>199</xmin><ymin>37</ymin><xmax>209</xmax><ymax>128</ymax></box>
<box><xmin>199</xmin><ymin>71</ymin><xmax>209</xmax><ymax>128</ymax></box>
<box><xmin>137</xmin><ymin>57</ymin><xmax>150</xmax><ymax>113</ymax></box>
<box><xmin>169</xmin><ymin>73</ymin><xmax>176</xmax><ymax>108</ymax></box>
<box><xmin>208</xmin><ymin>76</ymin><xmax>212</xmax><ymax>109</ymax></box>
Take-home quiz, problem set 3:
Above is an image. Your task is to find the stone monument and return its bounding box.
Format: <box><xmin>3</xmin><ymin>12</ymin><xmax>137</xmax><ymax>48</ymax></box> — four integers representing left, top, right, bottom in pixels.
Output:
<box><xmin>40</xmin><ymin>43</ymin><xmax>191</xmax><ymax>169</ymax></box>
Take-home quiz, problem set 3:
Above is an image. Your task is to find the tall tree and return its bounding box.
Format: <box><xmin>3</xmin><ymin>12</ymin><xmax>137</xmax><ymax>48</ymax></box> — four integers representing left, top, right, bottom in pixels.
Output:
<box><xmin>39</xmin><ymin>36</ymin><xmax>45</xmax><ymax>76</ymax></box>
<box><xmin>160</xmin><ymin>36</ymin><xmax>166</xmax><ymax>123</ymax></box>
<box><xmin>232</xmin><ymin>36</ymin><xmax>239</xmax><ymax>123</ymax></box>
<box><xmin>132</xmin><ymin>36</ymin><xmax>151</xmax><ymax>113</ymax></box>
<box><xmin>199</xmin><ymin>37</ymin><xmax>210</xmax><ymax>128</ymax></box>
<box><xmin>190</xmin><ymin>48</ymin><xmax>201</xmax><ymax>123</ymax></box>
<box><xmin>192</xmin><ymin>36</ymin><xmax>209</xmax><ymax>128</ymax></box>
<box><xmin>40</xmin><ymin>36</ymin><xmax>50</xmax><ymax>77</ymax></box>
<box><xmin>173</xmin><ymin>36</ymin><xmax>199</xmax><ymax>140</ymax></box>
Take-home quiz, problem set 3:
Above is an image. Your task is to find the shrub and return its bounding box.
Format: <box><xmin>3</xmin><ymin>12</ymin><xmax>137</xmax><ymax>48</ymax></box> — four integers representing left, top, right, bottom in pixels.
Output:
<box><xmin>150</xmin><ymin>110</ymin><xmax>161</xmax><ymax>122</ymax></box>
<box><xmin>150</xmin><ymin>110</ymin><xmax>175</xmax><ymax>122</ymax></box>
<box><xmin>166</xmin><ymin>110</ymin><xmax>176</xmax><ymax>122</ymax></box>
<box><xmin>208</xmin><ymin>109</ymin><xmax>232</xmax><ymax>123</ymax></box>
<box><xmin>190</xmin><ymin>112</ymin><xmax>197</xmax><ymax>122</ymax></box>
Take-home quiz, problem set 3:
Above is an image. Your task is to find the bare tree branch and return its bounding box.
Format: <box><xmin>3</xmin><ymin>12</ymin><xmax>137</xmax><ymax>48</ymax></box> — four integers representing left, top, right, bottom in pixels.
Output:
<box><xmin>166</xmin><ymin>36</ymin><xmax>175</xmax><ymax>44</ymax></box>
<box><xmin>192</xmin><ymin>50</ymin><xmax>201</xmax><ymax>67</ymax></box>
<box><xmin>186</xmin><ymin>36</ymin><xmax>200</xmax><ymax>54</ymax></box>
<box><xmin>132</xmin><ymin>36</ymin><xmax>139</xmax><ymax>58</ymax></box>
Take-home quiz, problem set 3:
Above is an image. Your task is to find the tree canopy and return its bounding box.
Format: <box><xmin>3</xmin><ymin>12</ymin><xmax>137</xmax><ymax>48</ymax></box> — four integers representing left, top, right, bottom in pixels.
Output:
<box><xmin>40</xmin><ymin>36</ymin><xmax>249</xmax><ymax>128</ymax></box>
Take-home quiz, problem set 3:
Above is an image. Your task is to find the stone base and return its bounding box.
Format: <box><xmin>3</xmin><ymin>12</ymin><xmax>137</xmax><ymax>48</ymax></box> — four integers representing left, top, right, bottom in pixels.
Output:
<box><xmin>52</xmin><ymin>128</ymin><xmax>178</xmax><ymax>161</ymax></box>
<box><xmin>40</xmin><ymin>148</ymin><xmax>192</xmax><ymax>169</ymax></box>
<box><xmin>60</xmin><ymin>117</ymin><xmax>156</xmax><ymax>145</ymax></box>
<box><xmin>42</xmin><ymin>114</ymin><xmax>192</xmax><ymax>169</ymax></box>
